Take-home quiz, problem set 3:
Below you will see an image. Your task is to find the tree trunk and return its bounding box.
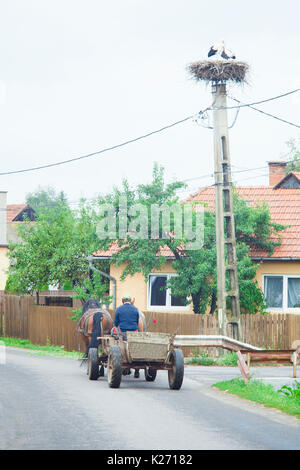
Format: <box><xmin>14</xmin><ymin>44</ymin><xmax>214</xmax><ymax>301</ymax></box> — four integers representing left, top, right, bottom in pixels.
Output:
<box><xmin>192</xmin><ymin>291</ymin><xmax>202</xmax><ymax>314</ymax></box>
<box><xmin>210</xmin><ymin>292</ymin><xmax>217</xmax><ymax>314</ymax></box>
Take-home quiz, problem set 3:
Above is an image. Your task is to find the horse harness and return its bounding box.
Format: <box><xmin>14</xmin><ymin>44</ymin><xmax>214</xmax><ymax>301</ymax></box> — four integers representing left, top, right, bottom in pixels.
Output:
<box><xmin>78</xmin><ymin>308</ymin><xmax>104</xmax><ymax>337</ymax></box>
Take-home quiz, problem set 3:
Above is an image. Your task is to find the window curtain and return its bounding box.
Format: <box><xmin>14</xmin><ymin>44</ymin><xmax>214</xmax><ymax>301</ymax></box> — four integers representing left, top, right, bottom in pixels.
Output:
<box><xmin>149</xmin><ymin>275</ymin><xmax>167</xmax><ymax>306</ymax></box>
<box><xmin>264</xmin><ymin>276</ymin><xmax>283</xmax><ymax>308</ymax></box>
<box><xmin>288</xmin><ymin>278</ymin><xmax>300</xmax><ymax>308</ymax></box>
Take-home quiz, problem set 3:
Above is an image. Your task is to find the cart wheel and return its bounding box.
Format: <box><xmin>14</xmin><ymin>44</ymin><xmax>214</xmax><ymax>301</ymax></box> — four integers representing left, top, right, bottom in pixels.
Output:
<box><xmin>145</xmin><ymin>367</ymin><xmax>157</xmax><ymax>382</ymax></box>
<box><xmin>168</xmin><ymin>349</ymin><xmax>184</xmax><ymax>390</ymax></box>
<box><xmin>107</xmin><ymin>346</ymin><xmax>122</xmax><ymax>388</ymax></box>
<box><xmin>88</xmin><ymin>348</ymin><xmax>100</xmax><ymax>380</ymax></box>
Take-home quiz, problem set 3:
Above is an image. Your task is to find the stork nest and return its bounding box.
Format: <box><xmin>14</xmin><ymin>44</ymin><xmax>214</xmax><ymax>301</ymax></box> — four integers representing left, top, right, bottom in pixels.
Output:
<box><xmin>187</xmin><ymin>60</ymin><xmax>249</xmax><ymax>84</ymax></box>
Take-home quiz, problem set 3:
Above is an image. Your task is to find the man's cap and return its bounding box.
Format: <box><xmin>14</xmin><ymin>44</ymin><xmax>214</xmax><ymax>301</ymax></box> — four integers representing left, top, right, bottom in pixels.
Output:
<box><xmin>122</xmin><ymin>294</ymin><xmax>132</xmax><ymax>301</ymax></box>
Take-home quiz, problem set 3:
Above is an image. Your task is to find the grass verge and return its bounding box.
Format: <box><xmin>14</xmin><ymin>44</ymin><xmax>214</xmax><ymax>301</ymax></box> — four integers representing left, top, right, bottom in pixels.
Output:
<box><xmin>214</xmin><ymin>378</ymin><xmax>300</xmax><ymax>419</ymax></box>
<box><xmin>185</xmin><ymin>350</ymin><xmax>239</xmax><ymax>367</ymax></box>
<box><xmin>0</xmin><ymin>336</ymin><xmax>81</xmax><ymax>359</ymax></box>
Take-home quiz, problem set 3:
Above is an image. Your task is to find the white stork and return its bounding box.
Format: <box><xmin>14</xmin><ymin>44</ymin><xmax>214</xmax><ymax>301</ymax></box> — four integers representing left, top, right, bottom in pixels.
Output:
<box><xmin>208</xmin><ymin>40</ymin><xmax>236</xmax><ymax>60</ymax></box>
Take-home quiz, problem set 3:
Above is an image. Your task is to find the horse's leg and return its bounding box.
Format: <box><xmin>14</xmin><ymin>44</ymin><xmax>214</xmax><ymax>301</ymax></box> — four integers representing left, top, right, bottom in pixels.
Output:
<box><xmin>89</xmin><ymin>312</ymin><xmax>102</xmax><ymax>349</ymax></box>
<box><xmin>82</xmin><ymin>336</ymin><xmax>89</xmax><ymax>357</ymax></box>
<box><xmin>78</xmin><ymin>332</ymin><xmax>89</xmax><ymax>357</ymax></box>
<box><xmin>84</xmin><ymin>315</ymin><xmax>94</xmax><ymax>357</ymax></box>
<box><xmin>85</xmin><ymin>341</ymin><xmax>90</xmax><ymax>357</ymax></box>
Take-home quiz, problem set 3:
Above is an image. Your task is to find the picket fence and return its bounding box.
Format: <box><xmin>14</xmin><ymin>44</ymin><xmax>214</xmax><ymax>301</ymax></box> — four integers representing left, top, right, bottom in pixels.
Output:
<box><xmin>1</xmin><ymin>294</ymin><xmax>300</xmax><ymax>356</ymax></box>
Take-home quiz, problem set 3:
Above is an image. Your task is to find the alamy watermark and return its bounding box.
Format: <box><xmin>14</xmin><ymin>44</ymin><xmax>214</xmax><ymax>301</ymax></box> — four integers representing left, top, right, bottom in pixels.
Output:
<box><xmin>96</xmin><ymin>197</ymin><xmax>204</xmax><ymax>250</ymax></box>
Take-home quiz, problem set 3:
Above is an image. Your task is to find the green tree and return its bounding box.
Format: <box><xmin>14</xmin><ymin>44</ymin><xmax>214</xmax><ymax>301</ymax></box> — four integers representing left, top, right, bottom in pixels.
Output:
<box><xmin>161</xmin><ymin>193</ymin><xmax>285</xmax><ymax>314</ymax></box>
<box><xmin>25</xmin><ymin>186</ymin><xmax>68</xmax><ymax>212</ymax></box>
<box><xmin>284</xmin><ymin>136</ymin><xmax>300</xmax><ymax>173</ymax></box>
<box><xmin>71</xmin><ymin>270</ymin><xmax>112</xmax><ymax>320</ymax></box>
<box><xmin>96</xmin><ymin>163</ymin><xmax>186</xmax><ymax>278</ymax></box>
<box><xmin>6</xmin><ymin>201</ymin><xmax>101</xmax><ymax>294</ymax></box>
<box><xmin>97</xmin><ymin>165</ymin><xmax>286</xmax><ymax>314</ymax></box>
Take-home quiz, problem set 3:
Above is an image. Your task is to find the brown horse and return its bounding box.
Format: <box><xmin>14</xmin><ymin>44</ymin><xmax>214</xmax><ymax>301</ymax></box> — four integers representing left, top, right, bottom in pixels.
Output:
<box><xmin>77</xmin><ymin>298</ymin><xmax>113</xmax><ymax>358</ymax></box>
<box><xmin>77</xmin><ymin>299</ymin><xmax>147</xmax><ymax>378</ymax></box>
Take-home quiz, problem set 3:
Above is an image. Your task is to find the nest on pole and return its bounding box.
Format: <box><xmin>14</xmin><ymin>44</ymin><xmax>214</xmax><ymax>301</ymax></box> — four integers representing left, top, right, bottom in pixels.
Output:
<box><xmin>187</xmin><ymin>60</ymin><xmax>249</xmax><ymax>84</ymax></box>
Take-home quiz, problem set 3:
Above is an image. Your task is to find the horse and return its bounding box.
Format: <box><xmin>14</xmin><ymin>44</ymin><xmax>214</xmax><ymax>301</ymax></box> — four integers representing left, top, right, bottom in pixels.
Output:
<box><xmin>77</xmin><ymin>298</ymin><xmax>147</xmax><ymax>378</ymax></box>
<box><xmin>77</xmin><ymin>298</ymin><xmax>113</xmax><ymax>359</ymax></box>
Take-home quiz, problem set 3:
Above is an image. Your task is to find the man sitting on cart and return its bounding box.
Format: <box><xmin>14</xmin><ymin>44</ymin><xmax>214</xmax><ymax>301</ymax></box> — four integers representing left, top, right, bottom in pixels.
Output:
<box><xmin>113</xmin><ymin>294</ymin><xmax>140</xmax><ymax>341</ymax></box>
<box><xmin>113</xmin><ymin>294</ymin><xmax>141</xmax><ymax>378</ymax></box>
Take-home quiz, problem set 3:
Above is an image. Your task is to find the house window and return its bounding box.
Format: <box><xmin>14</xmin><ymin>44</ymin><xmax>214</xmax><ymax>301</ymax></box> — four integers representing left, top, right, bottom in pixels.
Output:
<box><xmin>264</xmin><ymin>276</ymin><xmax>283</xmax><ymax>308</ymax></box>
<box><xmin>287</xmin><ymin>278</ymin><xmax>300</xmax><ymax>308</ymax></box>
<box><xmin>148</xmin><ymin>274</ymin><xmax>188</xmax><ymax>309</ymax></box>
<box><xmin>263</xmin><ymin>275</ymin><xmax>300</xmax><ymax>311</ymax></box>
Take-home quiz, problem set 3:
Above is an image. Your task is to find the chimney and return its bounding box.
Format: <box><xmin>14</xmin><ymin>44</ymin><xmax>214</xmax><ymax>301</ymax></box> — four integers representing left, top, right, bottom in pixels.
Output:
<box><xmin>0</xmin><ymin>191</ymin><xmax>7</xmax><ymax>245</ymax></box>
<box><xmin>268</xmin><ymin>161</ymin><xmax>287</xmax><ymax>186</ymax></box>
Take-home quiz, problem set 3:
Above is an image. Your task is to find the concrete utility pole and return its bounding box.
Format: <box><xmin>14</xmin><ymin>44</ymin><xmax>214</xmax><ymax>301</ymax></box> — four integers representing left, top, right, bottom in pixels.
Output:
<box><xmin>187</xmin><ymin>52</ymin><xmax>248</xmax><ymax>341</ymax></box>
<box><xmin>212</xmin><ymin>83</ymin><xmax>242</xmax><ymax>340</ymax></box>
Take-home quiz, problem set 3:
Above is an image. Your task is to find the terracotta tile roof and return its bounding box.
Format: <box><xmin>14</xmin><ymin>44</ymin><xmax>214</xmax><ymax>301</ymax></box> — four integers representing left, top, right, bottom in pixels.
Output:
<box><xmin>188</xmin><ymin>185</ymin><xmax>300</xmax><ymax>259</ymax></box>
<box><xmin>94</xmin><ymin>174</ymin><xmax>300</xmax><ymax>260</ymax></box>
<box><xmin>6</xmin><ymin>204</ymin><xmax>29</xmax><ymax>223</ymax></box>
<box><xmin>93</xmin><ymin>240</ymin><xmax>176</xmax><ymax>259</ymax></box>
<box><xmin>93</xmin><ymin>241</ymin><xmax>121</xmax><ymax>258</ymax></box>
<box><xmin>273</xmin><ymin>171</ymin><xmax>300</xmax><ymax>189</ymax></box>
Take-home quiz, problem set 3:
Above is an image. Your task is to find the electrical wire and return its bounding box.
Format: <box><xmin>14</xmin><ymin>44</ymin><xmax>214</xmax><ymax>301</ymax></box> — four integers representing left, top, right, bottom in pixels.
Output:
<box><xmin>228</xmin><ymin>96</ymin><xmax>300</xmax><ymax>129</ymax></box>
<box><xmin>0</xmin><ymin>88</ymin><xmax>299</xmax><ymax>177</ymax></box>
<box><xmin>7</xmin><ymin>153</ymin><xmax>300</xmax><ymax>212</ymax></box>
<box><xmin>213</xmin><ymin>88</ymin><xmax>300</xmax><ymax>110</ymax></box>
<box><xmin>1</xmin><ymin>163</ymin><xmax>285</xmax><ymax>211</ymax></box>
<box><xmin>0</xmin><ymin>114</ymin><xmax>200</xmax><ymax>176</ymax></box>
<box><xmin>194</xmin><ymin>106</ymin><xmax>240</xmax><ymax>129</ymax></box>
<box><xmin>228</xmin><ymin>108</ymin><xmax>240</xmax><ymax>129</ymax></box>
<box><xmin>232</xmin><ymin>173</ymin><xmax>270</xmax><ymax>184</ymax></box>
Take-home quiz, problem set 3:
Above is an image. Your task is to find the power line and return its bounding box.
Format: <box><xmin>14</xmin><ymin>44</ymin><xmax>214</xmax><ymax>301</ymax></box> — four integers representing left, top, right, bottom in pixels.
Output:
<box><xmin>8</xmin><ymin>154</ymin><xmax>300</xmax><ymax>210</ymax></box>
<box><xmin>194</xmin><ymin>88</ymin><xmax>300</xmax><ymax>130</ymax></box>
<box><xmin>0</xmin><ymin>168</ymin><xmax>281</xmax><ymax>213</ymax></box>
<box><xmin>0</xmin><ymin>114</ymin><xmax>198</xmax><ymax>176</ymax></box>
<box><xmin>178</xmin><ymin>164</ymin><xmax>269</xmax><ymax>184</ymax></box>
<box><xmin>232</xmin><ymin>172</ymin><xmax>269</xmax><ymax>184</ymax></box>
<box><xmin>229</xmin><ymin>96</ymin><xmax>300</xmax><ymax>129</ymax></box>
<box><xmin>0</xmin><ymin>88</ymin><xmax>299</xmax><ymax>177</ymax></box>
<box><xmin>214</xmin><ymin>88</ymin><xmax>300</xmax><ymax>111</ymax></box>
<box><xmin>1</xmin><ymin>163</ymin><xmax>285</xmax><ymax>210</ymax></box>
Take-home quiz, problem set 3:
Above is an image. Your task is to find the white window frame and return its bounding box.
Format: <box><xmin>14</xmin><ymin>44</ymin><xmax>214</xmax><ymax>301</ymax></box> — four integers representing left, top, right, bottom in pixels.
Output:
<box><xmin>147</xmin><ymin>273</ymin><xmax>189</xmax><ymax>311</ymax></box>
<box><xmin>263</xmin><ymin>274</ymin><xmax>300</xmax><ymax>312</ymax></box>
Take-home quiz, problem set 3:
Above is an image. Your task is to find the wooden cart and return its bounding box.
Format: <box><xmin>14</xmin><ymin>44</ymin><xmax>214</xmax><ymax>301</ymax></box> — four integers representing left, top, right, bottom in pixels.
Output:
<box><xmin>87</xmin><ymin>331</ymin><xmax>184</xmax><ymax>390</ymax></box>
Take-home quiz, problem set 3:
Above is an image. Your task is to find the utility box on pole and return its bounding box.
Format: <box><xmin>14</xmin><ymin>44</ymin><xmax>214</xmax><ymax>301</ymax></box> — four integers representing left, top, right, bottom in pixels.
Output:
<box><xmin>188</xmin><ymin>54</ymin><xmax>249</xmax><ymax>341</ymax></box>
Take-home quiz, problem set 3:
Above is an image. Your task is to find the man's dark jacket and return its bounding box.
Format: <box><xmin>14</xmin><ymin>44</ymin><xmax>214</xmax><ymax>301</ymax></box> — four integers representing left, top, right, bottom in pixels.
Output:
<box><xmin>114</xmin><ymin>302</ymin><xmax>140</xmax><ymax>332</ymax></box>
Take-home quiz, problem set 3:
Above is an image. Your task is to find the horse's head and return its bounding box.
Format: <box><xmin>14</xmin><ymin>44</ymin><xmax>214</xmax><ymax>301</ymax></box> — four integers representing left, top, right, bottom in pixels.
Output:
<box><xmin>82</xmin><ymin>298</ymin><xmax>101</xmax><ymax>315</ymax></box>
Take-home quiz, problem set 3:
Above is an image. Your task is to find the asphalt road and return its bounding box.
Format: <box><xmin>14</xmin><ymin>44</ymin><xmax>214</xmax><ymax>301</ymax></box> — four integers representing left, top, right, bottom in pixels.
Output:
<box><xmin>1</xmin><ymin>347</ymin><xmax>300</xmax><ymax>450</ymax></box>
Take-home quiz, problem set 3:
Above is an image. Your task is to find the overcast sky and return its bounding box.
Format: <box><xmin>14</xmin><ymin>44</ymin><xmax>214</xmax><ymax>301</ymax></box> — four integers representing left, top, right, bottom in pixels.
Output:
<box><xmin>0</xmin><ymin>0</ymin><xmax>299</xmax><ymax>206</ymax></box>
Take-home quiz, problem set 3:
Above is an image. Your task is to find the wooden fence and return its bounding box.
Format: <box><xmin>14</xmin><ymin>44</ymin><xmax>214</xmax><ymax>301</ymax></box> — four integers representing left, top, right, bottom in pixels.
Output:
<box><xmin>140</xmin><ymin>311</ymin><xmax>293</xmax><ymax>355</ymax></box>
<box><xmin>1</xmin><ymin>294</ymin><xmax>300</xmax><ymax>356</ymax></box>
<box><xmin>0</xmin><ymin>295</ymin><xmax>33</xmax><ymax>339</ymax></box>
<box><xmin>29</xmin><ymin>305</ymin><xmax>86</xmax><ymax>352</ymax></box>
